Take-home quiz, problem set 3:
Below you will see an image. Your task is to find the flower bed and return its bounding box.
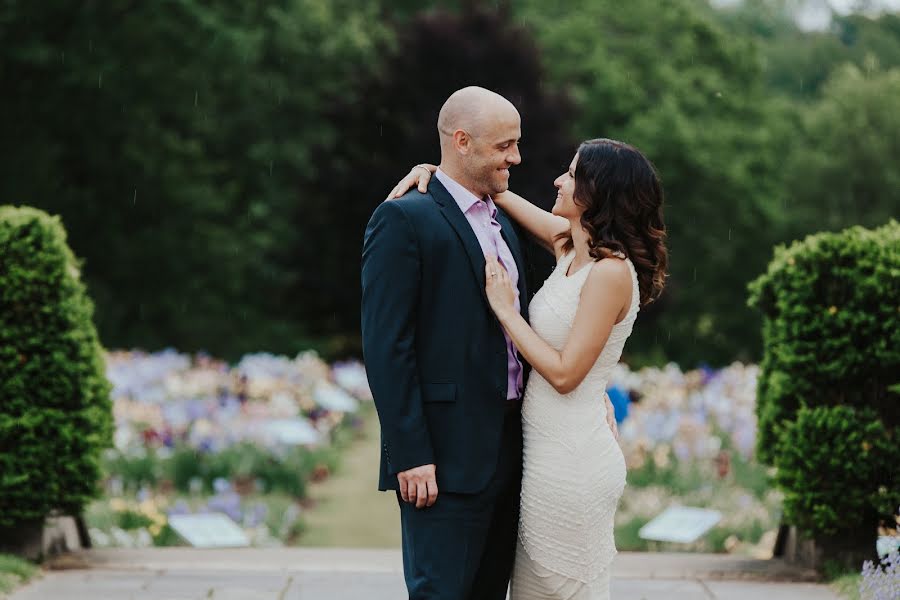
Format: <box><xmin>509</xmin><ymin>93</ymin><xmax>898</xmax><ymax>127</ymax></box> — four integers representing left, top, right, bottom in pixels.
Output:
<box><xmin>92</xmin><ymin>352</ymin><xmax>783</xmax><ymax>554</ymax></box>
<box><xmin>610</xmin><ymin>362</ymin><xmax>782</xmax><ymax>556</ymax></box>
<box><xmin>88</xmin><ymin>350</ymin><xmax>371</xmax><ymax>548</ymax></box>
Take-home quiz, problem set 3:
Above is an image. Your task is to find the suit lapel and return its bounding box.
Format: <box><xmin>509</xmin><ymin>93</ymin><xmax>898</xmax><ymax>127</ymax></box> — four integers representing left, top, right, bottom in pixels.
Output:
<box><xmin>430</xmin><ymin>179</ymin><xmax>490</xmax><ymax>305</ymax></box>
<box><xmin>496</xmin><ymin>209</ymin><xmax>528</xmax><ymax>318</ymax></box>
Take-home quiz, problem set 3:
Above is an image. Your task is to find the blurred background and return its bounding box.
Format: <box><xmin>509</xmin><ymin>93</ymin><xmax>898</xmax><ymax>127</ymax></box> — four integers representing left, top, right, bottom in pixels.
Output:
<box><xmin>1</xmin><ymin>1</ymin><xmax>898</xmax><ymax>594</ymax></box>
<box><xmin>4</xmin><ymin>0</ymin><xmax>898</xmax><ymax>367</ymax></box>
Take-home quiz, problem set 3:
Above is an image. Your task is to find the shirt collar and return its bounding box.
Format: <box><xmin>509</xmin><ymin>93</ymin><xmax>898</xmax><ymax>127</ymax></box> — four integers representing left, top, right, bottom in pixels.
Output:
<box><xmin>435</xmin><ymin>168</ymin><xmax>497</xmax><ymax>218</ymax></box>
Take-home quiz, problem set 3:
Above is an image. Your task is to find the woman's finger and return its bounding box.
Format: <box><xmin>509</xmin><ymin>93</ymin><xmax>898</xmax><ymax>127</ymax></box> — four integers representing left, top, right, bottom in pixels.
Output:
<box><xmin>487</xmin><ymin>261</ymin><xmax>502</xmax><ymax>292</ymax></box>
<box><xmin>494</xmin><ymin>260</ymin><xmax>507</xmax><ymax>281</ymax></box>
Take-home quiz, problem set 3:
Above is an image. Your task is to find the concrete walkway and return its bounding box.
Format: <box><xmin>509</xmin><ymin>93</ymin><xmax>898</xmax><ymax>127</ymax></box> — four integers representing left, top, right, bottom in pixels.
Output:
<box><xmin>8</xmin><ymin>547</ymin><xmax>844</xmax><ymax>599</ymax></box>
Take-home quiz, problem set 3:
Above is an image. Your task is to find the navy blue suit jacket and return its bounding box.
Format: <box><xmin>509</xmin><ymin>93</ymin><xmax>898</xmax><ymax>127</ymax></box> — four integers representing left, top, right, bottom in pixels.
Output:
<box><xmin>361</xmin><ymin>178</ymin><xmax>529</xmax><ymax>494</ymax></box>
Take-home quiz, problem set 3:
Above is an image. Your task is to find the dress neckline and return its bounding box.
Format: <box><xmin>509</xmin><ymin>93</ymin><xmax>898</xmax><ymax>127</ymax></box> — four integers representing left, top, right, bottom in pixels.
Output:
<box><xmin>562</xmin><ymin>251</ymin><xmax>593</xmax><ymax>279</ymax></box>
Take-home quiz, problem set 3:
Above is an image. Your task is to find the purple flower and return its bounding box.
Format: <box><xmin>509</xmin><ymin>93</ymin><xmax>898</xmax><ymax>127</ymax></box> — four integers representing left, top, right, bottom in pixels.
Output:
<box><xmin>167</xmin><ymin>500</ymin><xmax>191</xmax><ymax>517</ymax></box>
<box><xmin>207</xmin><ymin>491</ymin><xmax>242</xmax><ymax>522</ymax></box>
<box><xmin>860</xmin><ymin>549</ymin><xmax>899</xmax><ymax>600</ymax></box>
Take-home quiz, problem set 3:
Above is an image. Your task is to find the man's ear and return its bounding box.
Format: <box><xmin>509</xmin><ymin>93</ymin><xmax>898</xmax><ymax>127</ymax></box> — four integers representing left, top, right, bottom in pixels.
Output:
<box><xmin>453</xmin><ymin>130</ymin><xmax>470</xmax><ymax>155</ymax></box>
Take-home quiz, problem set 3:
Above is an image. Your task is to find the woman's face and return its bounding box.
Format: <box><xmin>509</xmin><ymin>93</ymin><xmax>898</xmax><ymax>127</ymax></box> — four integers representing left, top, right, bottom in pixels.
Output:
<box><xmin>552</xmin><ymin>154</ymin><xmax>580</xmax><ymax>219</ymax></box>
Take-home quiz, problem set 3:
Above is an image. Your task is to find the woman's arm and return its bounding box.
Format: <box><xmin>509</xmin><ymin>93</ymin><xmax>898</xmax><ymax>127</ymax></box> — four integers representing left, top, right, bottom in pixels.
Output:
<box><xmin>386</xmin><ymin>164</ymin><xmax>435</xmax><ymax>200</ymax></box>
<box><xmin>485</xmin><ymin>256</ymin><xmax>632</xmax><ymax>394</ymax></box>
<box><xmin>385</xmin><ymin>164</ymin><xmax>569</xmax><ymax>256</ymax></box>
<box><xmin>493</xmin><ymin>190</ymin><xmax>569</xmax><ymax>256</ymax></box>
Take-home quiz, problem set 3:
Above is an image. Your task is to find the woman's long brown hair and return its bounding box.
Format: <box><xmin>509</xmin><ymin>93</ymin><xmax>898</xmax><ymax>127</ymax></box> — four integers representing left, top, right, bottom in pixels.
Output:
<box><xmin>558</xmin><ymin>138</ymin><xmax>668</xmax><ymax>305</ymax></box>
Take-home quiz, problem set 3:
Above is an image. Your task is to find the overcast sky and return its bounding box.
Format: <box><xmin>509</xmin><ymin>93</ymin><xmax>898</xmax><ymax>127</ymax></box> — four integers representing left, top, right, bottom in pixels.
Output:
<box><xmin>711</xmin><ymin>0</ymin><xmax>900</xmax><ymax>30</ymax></box>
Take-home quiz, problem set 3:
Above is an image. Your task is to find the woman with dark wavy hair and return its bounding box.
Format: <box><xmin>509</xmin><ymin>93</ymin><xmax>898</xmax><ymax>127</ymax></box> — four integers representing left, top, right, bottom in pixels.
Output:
<box><xmin>388</xmin><ymin>137</ymin><xmax>667</xmax><ymax>599</ymax></box>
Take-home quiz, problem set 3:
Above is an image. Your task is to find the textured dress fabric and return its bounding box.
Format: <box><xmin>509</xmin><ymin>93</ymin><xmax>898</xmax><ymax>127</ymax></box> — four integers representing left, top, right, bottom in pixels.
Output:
<box><xmin>510</xmin><ymin>250</ymin><xmax>639</xmax><ymax>600</ymax></box>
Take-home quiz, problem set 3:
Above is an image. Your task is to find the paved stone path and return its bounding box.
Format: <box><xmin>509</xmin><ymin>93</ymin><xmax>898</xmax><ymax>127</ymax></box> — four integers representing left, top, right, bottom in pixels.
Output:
<box><xmin>8</xmin><ymin>547</ymin><xmax>844</xmax><ymax>599</ymax></box>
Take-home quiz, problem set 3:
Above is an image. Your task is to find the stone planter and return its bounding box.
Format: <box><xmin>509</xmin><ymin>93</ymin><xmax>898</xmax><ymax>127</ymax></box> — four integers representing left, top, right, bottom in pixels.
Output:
<box><xmin>0</xmin><ymin>515</ymin><xmax>85</xmax><ymax>560</ymax></box>
<box><xmin>778</xmin><ymin>524</ymin><xmax>877</xmax><ymax>572</ymax></box>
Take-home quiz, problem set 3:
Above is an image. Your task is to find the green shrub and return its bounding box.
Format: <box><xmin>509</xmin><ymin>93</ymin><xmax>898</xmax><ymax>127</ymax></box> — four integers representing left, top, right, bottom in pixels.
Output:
<box><xmin>0</xmin><ymin>206</ymin><xmax>113</xmax><ymax>528</ymax></box>
<box><xmin>0</xmin><ymin>553</ymin><xmax>37</xmax><ymax>593</ymax></box>
<box><xmin>104</xmin><ymin>442</ymin><xmax>337</xmax><ymax>499</ymax></box>
<box><xmin>774</xmin><ymin>405</ymin><xmax>896</xmax><ymax>542</ymax></box>
<box><xmin>749</xmin><ymin>220</ymin><xmax>899</xmax><ymax>564</ymax></box>
<box><xmin>116</xmin><ymin>509</ymin><xmax>154</xmax><ymax>531</ymax></box>
<box><xmin>748</xmin><ymin>220</ymin><xmax>899</xmax><ymax>464</ymax></box>
<box><xmin>102</xmin><ymin>448</ymin><xmax>163</xmax><ymax>491</ymax></box>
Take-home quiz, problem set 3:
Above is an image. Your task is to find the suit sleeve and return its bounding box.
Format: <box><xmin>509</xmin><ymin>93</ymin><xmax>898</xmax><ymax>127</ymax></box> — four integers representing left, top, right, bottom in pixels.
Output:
<box><xmin>361</xmin><ymin>201</ymin><xmax>434</xmax><ymax>475</ymax></box>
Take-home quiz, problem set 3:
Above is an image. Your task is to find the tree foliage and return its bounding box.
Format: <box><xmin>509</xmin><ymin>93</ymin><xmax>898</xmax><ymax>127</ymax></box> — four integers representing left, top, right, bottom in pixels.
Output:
<box><xmin>296</xmin><ymin>6</ymin><xmax>576</xmax><ymax>354</ymax></box>
<box><xmin>711</xmin><ymin>2</ymin><xmax>900</xmax><ymax>98</ymax></box>
<box><xmin>774</xmin><ymin>404</ymin><xmax>896</xmax><ymax>563</ymax></box>
<box><xmin>748</xmin><ymin>220</ymin><xmax>899</xmax><ymax>463</ymax></box>
<box><xmin>783</xmin><ymin>64</ymin><xmax>900</xmax><ymax>237</ymax></box>
<box><xmin>0</xmin><ymin>206</ymin><xmax>113</xmax><ymax>527</ymax></box>
<box><xmin>0</xmin><ymin>0</ymin><xmax>897</xmax><ymax>368</ymax></box>
<box><xmin>513</xmin><ymin>0</ymin><xmax>785</xmax><ymax>365</ymax></box>
<box><xmin>749</xmin><ymin>220</ymin><xmax>899</xmax><ymax>561</ymax></box>
<box><xmin>0</xmin><ymin>0</ymin><xmax>388</xmax><ymax>359</ymax></box>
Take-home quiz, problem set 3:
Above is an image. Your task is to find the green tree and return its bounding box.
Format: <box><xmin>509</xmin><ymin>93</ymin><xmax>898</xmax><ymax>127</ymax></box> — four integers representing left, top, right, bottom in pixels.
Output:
<box><xmin>299</xmin><ymin>5</ymin><xmax>577</xmax><ymax>354</ymax></box>
<box><xmin>514</xmin><ymin>0</ymin><xmax>784</xmax><ymax>366</ymax></box>
<box><xmin>0</xmin><ymin>206</ymin><xmax>113</xmax><ymax>529</ymax></box>
<box><xmin>748</xmin><ymin>220</ymin><xmax>899</xmax><ymax>564</ymax></box>
<box><xmin>773</xmin><ymin>405</ymin><xmax>896</xmax><ymax>567</ymax></box>
<box><xmin>783</xmin><ymin>64</ymin><xmax>900</xmax><ymax>237</ymax></box>
<box><xmin>748</xmin><ymin>220</ymin><xmax>899</xmax><ymax>463</ymax></box>
<box><xmin>0</xmin><ymin>1</ymin><xmax>387</xmax><ymax>359</ymax></box>
<box><xmin>709</xmin><ymin>2</ymin><xmax>900</xmax><ymax>98</ymax></box>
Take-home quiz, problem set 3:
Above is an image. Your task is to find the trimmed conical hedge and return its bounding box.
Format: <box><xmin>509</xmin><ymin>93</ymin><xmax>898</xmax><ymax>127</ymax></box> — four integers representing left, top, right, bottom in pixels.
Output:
<box><xmin>0</xmin><ymin>206</ymin><xmax>112</xmax><ymax>528</ymax></box>
<box><xmin>748</xmin><ymin>220</ymin><xmax>899</xmax><ymax>563</ymax></box>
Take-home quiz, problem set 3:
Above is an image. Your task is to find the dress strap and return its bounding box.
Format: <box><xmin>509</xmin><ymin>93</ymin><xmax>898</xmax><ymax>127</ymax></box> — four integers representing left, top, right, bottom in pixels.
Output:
<box><xmin>557</xmin><ymin>249</ymin><xmax>577</xmax><ymax>270</ymax></box>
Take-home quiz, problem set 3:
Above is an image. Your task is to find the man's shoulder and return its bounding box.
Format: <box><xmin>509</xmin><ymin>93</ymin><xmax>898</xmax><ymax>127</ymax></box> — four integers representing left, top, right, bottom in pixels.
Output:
<box><xmin>373</xmin><ymin>192</ymin><xmax>440</xmax><ymax>222</ymax></box>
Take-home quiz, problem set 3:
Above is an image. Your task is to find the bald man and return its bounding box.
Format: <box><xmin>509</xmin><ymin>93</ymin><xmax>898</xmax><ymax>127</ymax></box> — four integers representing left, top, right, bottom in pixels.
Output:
<box><xmin>361</xmin><ymin>87</ymin><xmax>529</xmax><ymax>599</ymax></box>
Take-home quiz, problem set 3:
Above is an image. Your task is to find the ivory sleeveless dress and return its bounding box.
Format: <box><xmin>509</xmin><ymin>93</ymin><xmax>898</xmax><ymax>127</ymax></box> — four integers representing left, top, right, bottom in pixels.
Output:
<box><xmin>510</xmin><ymin>250</ymin><xmax>638</xmax><ymax>600</ymax></box>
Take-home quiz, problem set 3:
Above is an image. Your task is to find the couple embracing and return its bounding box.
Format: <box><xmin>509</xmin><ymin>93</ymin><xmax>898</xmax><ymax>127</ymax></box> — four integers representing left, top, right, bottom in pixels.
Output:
<box><xmin>361</xmin><ymin>86</ymin><xmax>668</xmax><ymax>599</ymax></box>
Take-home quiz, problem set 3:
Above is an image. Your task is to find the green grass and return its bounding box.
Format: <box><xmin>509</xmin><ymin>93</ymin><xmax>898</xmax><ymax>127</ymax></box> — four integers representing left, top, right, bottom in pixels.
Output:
<box><xmin>615</xmin><ymin>516</ymin><xmax>652</xmax><ymax>551</ymax></box>
<box><xmin>830</xmin><ymin>573</ymin><xmax>861</xmax><ymax>600</ymax></box>
<box><xmin>615</xmin><ymin>442</ymin><xmax>781</xmax><ymax>556</ymax></box>
<box><xmin>298</xmin><ymin>408</ymin><xmax>400</xmax><ymax>548</ymax></box>
<box><xmin>0</xmin><ymin>553</ymin><xmax>37</xmax><ymax>594</ymax></box>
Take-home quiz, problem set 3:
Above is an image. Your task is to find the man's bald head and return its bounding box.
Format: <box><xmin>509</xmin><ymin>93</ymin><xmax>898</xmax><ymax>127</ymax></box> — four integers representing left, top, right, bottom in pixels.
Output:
<box><xmin>438</xmin><ymin>86</ymin><xmax>518</xmax><ymax>142</ymax></box>
<box><xmin>436</xmin><ymin>87</ymin><xmax>522</xmax><ymax>198</ymax></box>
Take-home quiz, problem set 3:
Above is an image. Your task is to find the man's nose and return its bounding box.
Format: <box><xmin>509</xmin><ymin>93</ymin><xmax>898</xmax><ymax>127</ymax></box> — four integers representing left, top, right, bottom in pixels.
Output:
<box><xmin>507</xmin><ymin>147</ymin><xmax>522</xmax><ymax>165</ymax></box>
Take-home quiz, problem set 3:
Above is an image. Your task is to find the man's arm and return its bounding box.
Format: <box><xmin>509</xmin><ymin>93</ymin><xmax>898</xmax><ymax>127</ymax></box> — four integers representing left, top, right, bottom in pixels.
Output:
<box><xmin>361</xmin><ymin>201</ymin><xmax>437</xmax><ymax>507</ymax></box>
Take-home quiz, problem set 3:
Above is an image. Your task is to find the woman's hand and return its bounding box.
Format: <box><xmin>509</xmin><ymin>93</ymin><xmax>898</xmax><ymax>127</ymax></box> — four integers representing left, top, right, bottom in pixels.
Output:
<box><xmin>485</xmin><ymin>256</ymin><xmax>517</xmax><ymax>321</ymax></box>
<box><xmin>604</xmin><ymin>394</ymin><xmax>619</xmax><ymax>441</ymax></box>
<box><xmin>385</xmin><ymin>163</ymin><xmax>438</xmax><ymax>200</ymax></box>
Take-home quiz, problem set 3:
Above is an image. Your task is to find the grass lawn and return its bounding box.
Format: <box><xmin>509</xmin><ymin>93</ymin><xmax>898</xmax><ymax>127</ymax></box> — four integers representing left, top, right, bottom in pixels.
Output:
<box><xmin>829</xmin><ymin>573</ymin><xmax>861</xmax><ymax>600</ymax></box>
<box><xmin>298</xmin><ymin>408</ymin><xmax>401</xmax><ymax>547</ymax></box>
<box><xmin>0</xmin><ymin>553</ymin><xmax>37</xmax><ymax>595</ymax></box>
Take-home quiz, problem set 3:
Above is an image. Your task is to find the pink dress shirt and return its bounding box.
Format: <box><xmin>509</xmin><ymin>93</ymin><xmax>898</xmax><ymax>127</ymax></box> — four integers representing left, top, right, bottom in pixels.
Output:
<box><xmin>435</xmin><ymin>169</ymin><xmax>524</xmax><ymax>400</ymax></box>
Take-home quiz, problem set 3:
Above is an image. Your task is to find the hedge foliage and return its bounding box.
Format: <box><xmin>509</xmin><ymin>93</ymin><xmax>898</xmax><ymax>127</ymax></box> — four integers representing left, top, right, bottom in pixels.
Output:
<box><xmin>748</xmin><ymin>220</ymin><xmax>899</xmax><ymax>464</ymax></box>
<box><xmin>748</xmin><ymin>220</ymin><xmax>899</xmax><ymax>545</ymax></box>
<box><xmin>0</xmin><ymin>206</ymin><xmax>112</xmax><ymax>528</ymax></box>
<box><xmin>774</xmin><ymin>405</ymin><xmax>896</xmax><ymax>539</ymax></box>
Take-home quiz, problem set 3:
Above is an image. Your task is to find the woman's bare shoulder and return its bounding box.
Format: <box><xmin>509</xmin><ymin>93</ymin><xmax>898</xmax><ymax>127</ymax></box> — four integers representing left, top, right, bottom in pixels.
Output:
<box><xmin>583</xmin><ymin>255</ymin><xmax>632</xmax><ymax>298</ymax></box>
